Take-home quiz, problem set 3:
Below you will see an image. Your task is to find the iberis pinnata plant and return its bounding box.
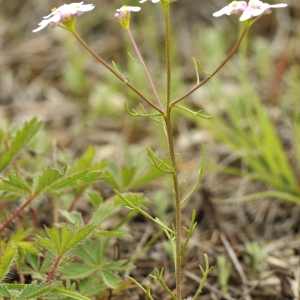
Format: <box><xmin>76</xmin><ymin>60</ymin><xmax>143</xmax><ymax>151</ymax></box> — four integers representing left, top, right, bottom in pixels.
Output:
<box><xmin>213</xmin><ymin>0</ymin><xmax>287</xmax><ymax>21</ymax></box>
<box><xmin>28</xmin><ymin>1</ymin><xmax>289</xmax><ymax>300</ymax></box>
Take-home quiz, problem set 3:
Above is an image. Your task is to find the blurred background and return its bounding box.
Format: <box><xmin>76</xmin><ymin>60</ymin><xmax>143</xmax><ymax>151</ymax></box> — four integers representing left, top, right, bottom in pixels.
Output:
<box><xmin>1</xmin><ymin>0</ymin><xmax>300</xmax><ymax>298</ymax></box>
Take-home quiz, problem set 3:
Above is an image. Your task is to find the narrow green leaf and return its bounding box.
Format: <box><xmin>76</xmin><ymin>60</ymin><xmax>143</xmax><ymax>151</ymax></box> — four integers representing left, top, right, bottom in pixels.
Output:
<box><xmin>0</xmin><ymin>284</ymin><xmax>13</xmax><ymax>297</ymax></box>
<box><xmin>96</xmin><ymin>229</ymin><xmax>127</xmax><ymax>238</ymax></box>
<box><xmin>37</xmin><ymin>236</ymin><xmax>57</xmax><ymax>254</ymax></box>
<box><xmin>101</xmin><ymin>269</ymin><xmax>121</xmax><ymax>289</ymax></box>
<box><xmin>0</xmin><ymin>117</ymin><xmax>42</xmax><ymax>172</ymax></box>
<box><xmin>0</xmin><ymin>173</ymin><xmax>32</xmax><ymax>195</ymax></box>
<box><xmin>103</xmin><ymin>260</ymin><xmax>131</xmax><ymax>271</ymax></box>
<box><xmin>8</xmin><ymin>228</ymin><xmax>32</xmax><ymax>244</ymax></box>
<box><xmin>25</xmin><ymin>253</ymin><xmax>39</xmax><ymax>272</ymax></box>
<box><xmin>52</xmin><ymin>287</ymin><xmax>92</xmax><ymax>300</ymax></box>
<box><xmin>79</xmin><ymin>171</ymin><xmax>104</xmax><ymax>184</ymax></box>
<box><xmin>45</xmin><ymin>227</ymin><xmax>61</xmax><ymax>253</ymax></box>
<box><xmin>0</xmin><ymin>242</ymin><xmax>18</xmax><ymax>282</ymax></box>
<box><xmin>49</xmin><ymin>170</ymin><xmax>88</xmax><ymax>191</ymax></box>
<box><xmin>15</xmin><ymin>242</ymin><xmax>39</xmax><ymax>255</ymax></box>
<box><xmin>34</xmin><ymin>167</ymin><xmax>66</xmax><ymax>195</ymax></box>
<box><xmin>60</xmin><ymin>226</ymin><xmax>73</xmax><ymax>254</ymax></box>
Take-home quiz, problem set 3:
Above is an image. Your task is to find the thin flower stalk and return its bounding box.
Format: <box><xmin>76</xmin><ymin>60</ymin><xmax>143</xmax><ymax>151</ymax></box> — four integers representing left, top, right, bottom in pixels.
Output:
<box><xmin>127</xmin><ymin>29</ymin><xmax>163</xmax><ymax>111</ymax></box>
<box><xmin>71</xmin><ymin>30</ymin><xmax>164</xmax><ymax>114</ymax></box>
<box><xmin>171</xmin><ymin>25</ymin><xmax>249</xmax><ymax>106</ymax></box>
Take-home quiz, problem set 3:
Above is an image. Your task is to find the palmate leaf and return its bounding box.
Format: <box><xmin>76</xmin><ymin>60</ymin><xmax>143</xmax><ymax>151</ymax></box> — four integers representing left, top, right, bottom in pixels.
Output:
<box><xmin>0</xmin><ymin>172</ymin><xmax>32</xmax><ymax>195</ymax></box>
<box><xmin>23</xmin><ymin>252</ymin><xmax>52</xmax><ymax>281</ymax></box>
<box><xmin>3</xmin><ymin>284</ymin><xmax>92</xmax><ymax>300</ymax></box>
<box><xmin>78</xmin><ymin>278</ymin><xmax>105</xmax><ymax>298</ymax></box>
<box><xmin>17</xmin><ymin>281</ymin><xmax>59</xmax><ymax>300</ymax></box>
<box><xmin>34</xmin><ymin>166</ymin><xmax>67</xmax><ymax>195</ymax></box>
<box><xmin>89</xmin><ymin>201</ymin><xmax>119</xmax><ymax>225</ymax></box>
<box><xmin>0</xmin><ymin>117</ymin><xmax>42</xmax><ymax>172</ymax></box>
<box><xmin>8</xmin><ymin>228</ymin><xmax>32</xmax><ymax>244</ymax></box>
<box><xmin>100</xmin><ymin>269</ymin><xmax>121</xmax><ymax>289</ymax></box>
<box><xmin>103</xmin><ymin>260</ymin><xmax>131</xmax><ymax>272</ymax></box>
<box><xmin>37</xmin><ymin>224</ymin><xmax>95</xmax><ymax>256</ymax></box>
<box><xmin>0</xmin><ymin>284</ymin><xmax>13</xmax><ymax>297</ymax></box>
<box><xmin>72</xmin><ymin>239</ymin><xmax>102</xmax><ymax>265</ymax></box>
<box><xmin>76</xmin><ymin>146</ymin><xmax>96</xmax><ymax>171</ymax></box>
<box><xmin>34</xmin><ymin>166</ymin><xmax>104</xmax><ymax>196</ymax></box>
<box><xmin>59</xmin><ymin>210</ymin><xmax>85</xmax><ymax>225</ymax></box>
<box><xmin>61</xmin><ymin>264</ymin><xmax>96</xmax><ymax>279</ymax></box>
<box><xmin>0</xmin><ymin>242</ymin><xmax>18</xmax><ymax>282</ymax></box>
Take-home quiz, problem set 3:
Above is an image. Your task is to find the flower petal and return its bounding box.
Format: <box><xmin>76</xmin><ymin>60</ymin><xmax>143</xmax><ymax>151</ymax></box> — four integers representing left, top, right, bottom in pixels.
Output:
<box><xmin>32</xmin><ymin>20</ymin><xmax>50</xmax><ymax>32</ymax></box>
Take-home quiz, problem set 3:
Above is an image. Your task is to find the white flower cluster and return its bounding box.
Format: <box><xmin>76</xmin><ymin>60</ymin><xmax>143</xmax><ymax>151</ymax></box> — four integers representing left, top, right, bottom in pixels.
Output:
<box><xmin>33</xmin><ymin>2</ymin><xmax>94</xmax><ymax>32</ymax></box>
<box><xmin>213</xmin><ymin>0</ymin><xmax>287</xmax><ymax>21</ymax></box>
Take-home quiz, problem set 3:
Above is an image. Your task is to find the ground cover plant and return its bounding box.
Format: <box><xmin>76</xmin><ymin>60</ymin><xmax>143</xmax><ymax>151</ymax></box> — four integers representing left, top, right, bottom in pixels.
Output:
<box><xmin>1</xmin><ymin>0</ymin><xmax>299</xmax><ymax>299</ymax></box>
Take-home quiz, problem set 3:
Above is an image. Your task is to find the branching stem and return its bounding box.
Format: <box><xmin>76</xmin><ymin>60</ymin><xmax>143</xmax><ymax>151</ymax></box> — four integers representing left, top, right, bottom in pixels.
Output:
<box><xmin>127</xmin><ymin>29</ymin><xmax>163</xmax><ymax>111</ymax></box>
<box><xmin>72</xmin><ymin>30</ymin><xmax>164</xmax><ymax>114</ymax></box>
<box><xmin>171</xmin><ymin>25</ymin><xmax>249</xmax><ymax>105</ymax></box>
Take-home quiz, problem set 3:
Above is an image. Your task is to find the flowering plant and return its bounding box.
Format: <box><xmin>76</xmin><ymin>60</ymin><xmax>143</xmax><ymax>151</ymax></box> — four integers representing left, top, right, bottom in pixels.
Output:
<box><xmin>213</xmin><ymin>0</ymin><xmax>287</xmax><ymax>21</ymax></box>
<box><xmin>0</xmin><ymin>1</ymin><xmax>289</xmax><ymax>300</ymax></box>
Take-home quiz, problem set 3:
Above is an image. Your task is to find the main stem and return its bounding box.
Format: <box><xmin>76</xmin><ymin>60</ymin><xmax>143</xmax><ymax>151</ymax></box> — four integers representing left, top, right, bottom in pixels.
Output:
<box><xmin>164</xmin><ymin>5</ymin><xmax>182</xmax><ymax>300</ymax></box>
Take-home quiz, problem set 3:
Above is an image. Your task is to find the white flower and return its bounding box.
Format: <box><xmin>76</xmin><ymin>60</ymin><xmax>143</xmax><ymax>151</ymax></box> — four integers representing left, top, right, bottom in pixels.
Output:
<box><xmin>115</xmin><ymin>5</ymin><xmax>141</xmax><ymax>30</ymax></box>
<box><xmin>213</xmin><ymin>1</ymin><xmax>248</xmax><ymax>17</ymax></box>
<box><xmin>33</xmin><ymin>2</ymin><xmax>94</xmax><ymax>32</ymax></box>
<box><xmin>116</xmin><ymin>6</ymin><xmax>141</xmax><ymax>12</ymax></box>
<box><xmin>240</xmin><ymin>0</ymin><xmax>287</xmax><ymax>21</ymax></box>
<box><xmin>139</xmin><ymin>0</ymin><xmax>161</xmax><ymax>3</ymax></box>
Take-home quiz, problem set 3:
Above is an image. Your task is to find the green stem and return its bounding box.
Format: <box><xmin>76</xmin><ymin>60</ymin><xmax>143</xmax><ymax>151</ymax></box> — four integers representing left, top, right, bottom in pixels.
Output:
<box><xmin>171</xmin><ymin>25</ymin><xmax>249</xmax><ymax>105</ymax></box>
<box><xmin>164</xmin><ymin>115</ymin><xmax>181</xmax><ymax>300</ymax></box>
<box><xmin>127</xmin><ymin>29</ymin><xmax>163</xmax><ymax>111</ymax></box>
<box><xmin>164</xmin><ymin>6</ymin><xmax>172</xmax><ymax>106</ymax></box>
<box><xmin>72</xmin><ymin>30</ymin><xmax>164</xmax><ymax>114</ymax></box>
<box><xmin>164</xmin><ymin>5</ymin><xmax>181</xmax><ymax>299</ymax></box>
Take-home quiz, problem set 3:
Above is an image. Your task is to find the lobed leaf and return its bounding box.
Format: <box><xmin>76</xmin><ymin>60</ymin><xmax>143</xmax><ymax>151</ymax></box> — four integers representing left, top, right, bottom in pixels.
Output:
<box><xmin>72</xmin><ymin>239</ymin><xmax>102</xmax><ymax>265</ymax></box>
<box><xmin>65</xmin><ymin>224</ymin><xmax>95</xmax><ymax>252</ymax></box>
<box><xmin>100</xmin><ymin>269</ymin><xmax>121</xmax><ymax>289</ymax></box>
<box><xmin>0</xmin><ymin>117</ymin><xmax>42</xmax><ymax>172</ymax></box>
<box><xmin>0</xmin><ymin>173</ymin><xmax>32</xmax><ymax>195</ymax></box>
<box><xmin>0</xmin><ymin>242</ymin><xmax>18</xmax><ymax>282</ymax></box>
<box><xmin>17</xmin><ymin>281</ymin><xmax>58</xmax><ymax>300</ymax></box>
<box><xmin>61</xmin><ymin>264</ymin><xmax>96</xmax><ymax>279</ymax></box>
<box><xmin>89</xmin><ymin>201</ymin><xmax>119</xmax><ymax>225</ymax></box>
<box><xmin>38</xmin><ymin>225</ymin><xmax>95</xmax><ymax>256</ymax></box>
<box><xmin>0</xmin><ymin>284</ymin><xmax>13</xmax><ymax>297</ymax></box>
<box><xmin>34</xmin><ymin>166</ymin><xmax>66</xmax><ymax>195</ymax></box>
